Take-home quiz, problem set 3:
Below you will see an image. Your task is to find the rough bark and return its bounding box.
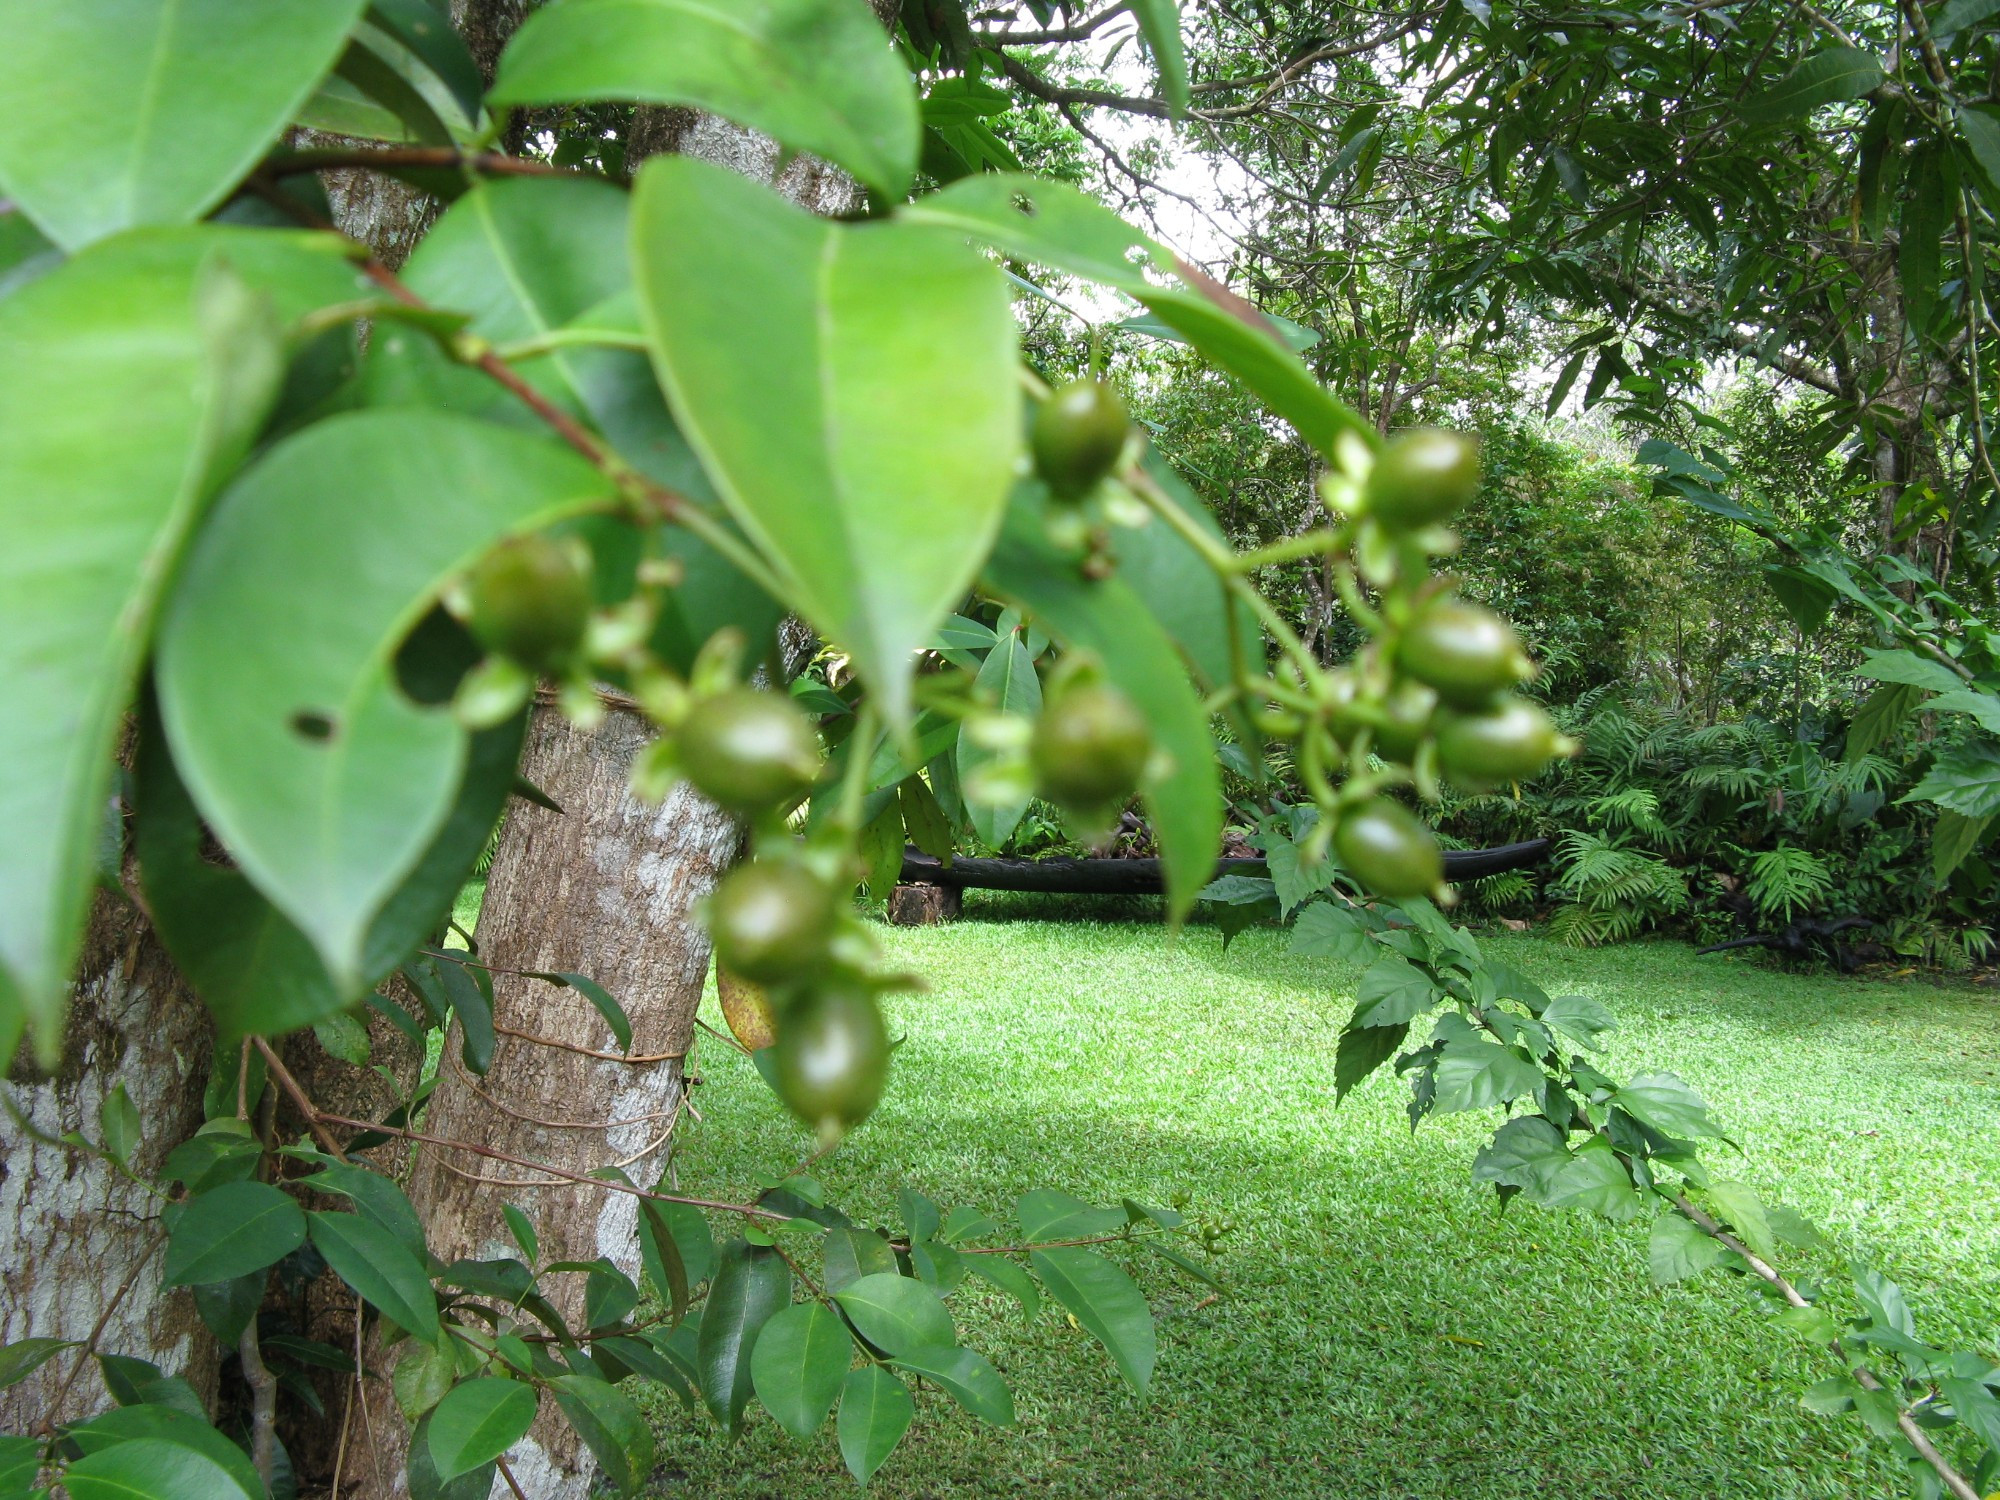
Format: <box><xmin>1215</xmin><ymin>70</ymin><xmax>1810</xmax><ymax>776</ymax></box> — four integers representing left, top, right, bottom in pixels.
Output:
<box><xmin>0</xmin><ymin>887</ymin><xmax>216</xmax><ymax>1432</ymax></box>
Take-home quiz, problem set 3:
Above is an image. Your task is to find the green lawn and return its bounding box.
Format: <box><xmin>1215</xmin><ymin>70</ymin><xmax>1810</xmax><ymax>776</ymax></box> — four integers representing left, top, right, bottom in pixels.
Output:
<box><xmin>644</xmin><ymin>911</ymin><xmax>2000</xmax><ymax>1499</ymax></box>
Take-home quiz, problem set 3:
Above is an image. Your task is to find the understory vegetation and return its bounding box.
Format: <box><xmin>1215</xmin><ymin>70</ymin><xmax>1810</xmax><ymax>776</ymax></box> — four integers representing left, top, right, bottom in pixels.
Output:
<box><xmin>653</xmin><ymin>916</ymin><xmax>2000</xmax><ymax>1499</ymax></box>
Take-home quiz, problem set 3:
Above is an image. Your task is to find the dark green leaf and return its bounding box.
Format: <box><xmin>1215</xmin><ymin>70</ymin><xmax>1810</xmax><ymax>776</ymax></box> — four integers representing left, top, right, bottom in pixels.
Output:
<box><xmin>1029</xmin><ymin>1247</ymin><xmax>1155</xmax><ymax>1398</ymax></box>
<box><xmin>428</xmin><ymin>1378</ymin><xmax>537</xmax><ymax>1481</ymax></box>
<box><xmin>585</xmin><ymin>1261</ymin><xmax>641</xmax><ymax>1331</ymax></box>
<box><xmin>1470</xmin><ymin>1115</ymin><xmax>1570</xmax><ymax>1199</ymax></box>
<box><xmin>1015</xmin><ymin>1189</ymin><xmax>1127</xmax><ymax>1242</ymax></box>
<box><xmin>308</xmin><ymin>1210</ymin><xmax>441</xmax><ymax>1344</ymax></box>
<box><xmin>823</xmin><ymin>1227</ymin><xmax>900</xmax><ymax>1294</ymax></box>
<box><xmin>837</xmin><ymin>1365</ymin><xmax>913</xmax><ymax>1485</ymax></box>
<box><xmin>1431</xmin><ymin>1036</ymin><xmax>1545</xmax><ymax>1113</ymax></box>
<box><xmin>696</xmin><ymin>1240</ymin><xmax>793</xmax><ymax>1434</ymax></box>
<box><xmin>1545</xmin><ymin>1138</ymin><xmax>1644</xmax><ymax>1221</ymax></box>
<box><xmin>891</xmin><ymin>1344</ymin><xmax>1015</xmax><ymax>1425</ymax></box>
<box><xmin>1334</xmin><ymin>1020</ymin><xmax>1407</xmax><ymax>1101</ymax></box>
<box><xmin>1613</xmin><ymin>1073</ymin><xmax>1723</xmax><ymax>1140</ymax></box>
<box><xmin>1352</xmin><ymin>955</ymin><xmax>1440</xmax><ymax>1027</ymax></box>
<box><xmin>1933</xmin><ymin>809</ymin><xmax>1992</xmax><ymax>880</ymax></box>
<box><xmin>164</xmin><ymin>1181</ymin><xmax>307</xmax><ymax>1287</ymax></box>
<box><xmin>191</xmin><ymin>1274</ymin><xmax>265</xmax><ymax>1346</ymax></box>
<box><xmin>750</xmin><ymin>1300</ymin><xmax>851</xmax><ymax>1441</ymax></box>
<box><xmin>549</xmin><ymin>1375</ymin><xmax>654</xmax><ymax>1496</ymax></box>
<box><xmin>834</xmin><ymin>1272</ymin><xmax>955</xmax><ymax>1354</ymax></box>
<box><xmin>1739</xmin><ymin>46</ymin><xmax>1885</xmax><ymax>124</ymax></box>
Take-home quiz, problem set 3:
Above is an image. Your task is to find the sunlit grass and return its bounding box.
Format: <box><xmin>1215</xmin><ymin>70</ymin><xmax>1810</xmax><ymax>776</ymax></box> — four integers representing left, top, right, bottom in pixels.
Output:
<box><xmin>642</xmin><ymin>910</ymin><xmax>2000</xmax><ymax>1498</ymax></box>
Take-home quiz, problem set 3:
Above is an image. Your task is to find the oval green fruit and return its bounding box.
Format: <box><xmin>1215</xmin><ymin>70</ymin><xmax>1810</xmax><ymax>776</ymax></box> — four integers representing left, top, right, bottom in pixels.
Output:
<box><xmin>1334</xmin><ymin>796</ymin><xmax>1443</xmax><ymax>899</ymax></box>
<box><xmin>708</xmin><ymin>862</ymin><xmax>838</xmax><ymax>985</ymax></box>
<box><xmin>465</xmin><ymin>532</ymin><xmax>592</xmax><ymax>674</ymax></box>
<box><xmin>1373</xmin><ymin>680</ymin><xmax>1439</xmax><ymax>763</ymax></box>
<box><xmin>1436</xmin><ymin>697</ymin><xmax>1568</xmax><ymax>790</ymax></box>
<box><xmin>1030</xmin><ymin>682</ymin><xmax>1151</xmax><ymax>824</ymax></box>
<box><xmin>1364</xmin><ymin>428</ymin><xmax>1480</xmax><ymax>530</ymax></box>
<box><xmin>1398</xmin><ymin>599</ymin><xmax>1532</xmax><ymax>706</ymax></box>
<box><xmin>677</xmin><ymin>689</ymin><xmax>822</xmax><ymax>814</ymax></box>
<box><xmin>1031</xmin><ymin>379</ymin><xmax>1130</xmax><ymax>499</ymax></box>
<box><xmin>772</xmin><ymin>981</ymin><xmax>889</xmax><ymax>1134</ymax></box>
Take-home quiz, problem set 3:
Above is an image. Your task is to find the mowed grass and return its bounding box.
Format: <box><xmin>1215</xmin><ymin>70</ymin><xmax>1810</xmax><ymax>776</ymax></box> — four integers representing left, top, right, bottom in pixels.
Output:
<box><xmin>643</xmin><ymin>910</ymin><xmax>2000</xmax><ymax>1499</ymax></box>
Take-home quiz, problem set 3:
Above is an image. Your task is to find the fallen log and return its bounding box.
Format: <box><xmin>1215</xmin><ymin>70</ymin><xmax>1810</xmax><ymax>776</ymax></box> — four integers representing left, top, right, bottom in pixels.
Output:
<box><xmin>897</xmin><ymin>838</ymin><xmax>1551</xmax><ymax>896</ymax></box>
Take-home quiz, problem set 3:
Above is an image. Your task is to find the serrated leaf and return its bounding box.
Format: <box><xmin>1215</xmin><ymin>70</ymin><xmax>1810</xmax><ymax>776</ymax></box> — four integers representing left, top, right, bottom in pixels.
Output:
<box><xmin>1029</xmin><ymin>1247</ymin><xmax>1155</xmax><ymax>1398</ymax></box>
<box><xmin>156</xmin><ymin>410</ymin><xmax>614</xmax><ymax>991</ymax></box>
<box><xmin>1334</xmin><ymin>1019</ymin><xmax>1408</xmax><ymax>1101</ymax></box>
<box><xmin>1470</xmin><ymin>1115</ymin><xmax>1570</xmax><ymax>1199</ymax></box>
<box><xmin>0</xmin><ymin>0</ymin><xmax>369</xmax><ymax>247</ymax></box>
<box><xmin>1539</xmin><ymin>994</ymin><xmax>1615</xmax><ymax>1049</ymax></box>
<box><xmin>492</xmin><ymin>0</ymin><xmax>920</xmax><ymax>197</ymax></box>
<box><xmin>1431</xmin><ymin>1036</ymin><xmax>1545</xmax><ymax>1113</ymax></box>
<box><xmin>1613</xmin><ymin>1073</ymin><xmax>1723</xmax><ymax>1140</ymax></box>
<box><xmin>1545</xmin><ymin>1138</ymin><xmax>1643</xmax><ymax>1221</ymax></box>
<box><xmin>750</xmin><ymin>1301</ymin><xmax>850</xmax><ymax>1441</ymax></box>
<box><xmin>1648</xmin><ymin>1212</ymin><xmax>1727</xmax><ymax>1284</ymax></box>
<box><xmin>1291</xmin><ymin>901</ymin><xmax>1373</xmax><ymax>962</ymax></box>
<box><xmin>837</xmin><ymin>1365</ymin><xmax>913</xmax><ymax>1485</ymax></box>
<box><xmin>1352</xmin><ymin>955</ymin><xmax>1439</xmax><ymax>1027</ymax></box>
<box><xmin>1706</xmin><ymin>1179</ymin><xmax>1777</xmax><ymax>1262</ymax></box>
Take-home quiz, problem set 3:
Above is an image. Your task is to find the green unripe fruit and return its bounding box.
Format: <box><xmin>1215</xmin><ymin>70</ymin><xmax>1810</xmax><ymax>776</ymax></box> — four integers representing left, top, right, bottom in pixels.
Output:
<box><xmin>1436</xmin><ymin>697</ymin><xmax>1570</xmax><ymax>790</ymax></box>
<box><xmin>707</xmin><ymin>863</ymin><xmax>838</xmax><ymax>985</ymax></box>
<box><xmin>1030</xmin><ymin>682</ymin><xmax>1151</xmax><ymax>826</ymax></box>
<box><xmin>1373</xmin><ymin>680</ymin><xmax>1440</xmax><ymax>762</ymax></box>
<box><xmin>677</xmin><ymin>689</ymin><xmax>822</xmax><ymax>814</ymax></box>
<box><xmin>772</xmin><ymin>981</ymin><xmax>889</xmax><ymax>1134</ymax></box>
<box><xmin>1398</xmin><ymin>600</ymin><xmax>1533</xmax><ymax>707</ymax></box>
<box><xmin>465</xmin><ymin>533</ymin><xmax>592</xmax><ymax>673</ymax></box>
<box><xmin>1364</xmin><ymin>428</ymin><xmax>1481</xmax><ymax>530</ymax></box>
<box><xmin>1334</xmin><ymin>796</ymin><xmax>1444</xmax><ymax>899</ymax></box>
<box><xmin>1032</xmin><ymin>379</ymin><xmax>1130</xmax><ymax>499</ymax></box>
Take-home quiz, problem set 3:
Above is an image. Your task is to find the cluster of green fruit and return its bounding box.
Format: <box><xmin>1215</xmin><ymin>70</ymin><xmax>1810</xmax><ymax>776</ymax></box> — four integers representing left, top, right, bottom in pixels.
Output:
<box><xmin>1309</xmin><ymin>429</ymin><xmax>1576</xmax><ymax>899</ymax></box>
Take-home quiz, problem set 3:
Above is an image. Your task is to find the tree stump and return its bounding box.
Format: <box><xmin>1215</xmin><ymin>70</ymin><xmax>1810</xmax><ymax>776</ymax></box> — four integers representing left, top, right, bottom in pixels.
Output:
<box><xmin>888</xmin><ymin>884</ymin><xmax>961</xmax><ymax>926</ymax></box>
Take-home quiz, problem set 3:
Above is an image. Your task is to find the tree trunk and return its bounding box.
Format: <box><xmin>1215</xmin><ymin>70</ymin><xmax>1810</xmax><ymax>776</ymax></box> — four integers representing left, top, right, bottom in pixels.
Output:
<box><xmin>0</xmin><ymin>886</ymin><xmax>217</xmax><ymax>1432</ymax></box>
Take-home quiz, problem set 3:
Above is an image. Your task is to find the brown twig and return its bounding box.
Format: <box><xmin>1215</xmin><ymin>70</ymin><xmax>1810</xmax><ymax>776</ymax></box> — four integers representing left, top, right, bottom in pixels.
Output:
<box><xmin>490</xmin><ymin>1021</ymin><xmax>684</xmax><ymax>1064</ymax></box>
<box><xmin>38</xmin><ymin>1228</ymin><xmax>165</xmax><ymax>1435</ymax></box>
<box><xmin>496</xmin><ymin>1455</ymin><xmax>531</xmax><ymax>1500</ymax></box>
<box><xmin>253</xmin><ymin>1037</ymin><xmax>348</xmax><ymax>1158</ymax></box>
<box><xmin>238</xmin><ymin>1319</ymin><xmax>279</xmax><ymax>1490</ymax></box>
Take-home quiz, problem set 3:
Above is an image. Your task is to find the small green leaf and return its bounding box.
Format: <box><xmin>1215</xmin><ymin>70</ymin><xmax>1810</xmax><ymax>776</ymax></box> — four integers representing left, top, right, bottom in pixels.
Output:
<box><xmin>492</xmin><ymin>0</ymin><xmax>920</xmax><ymax>196</ymax></box>
<box><xmin>891</xmin><ymin>1344</ymin><xmax>1015</xmax><ymax>1425</ymax></box>
<box><xmin>1030</xmin><ymin>1247</ymin><xmax>1155</xmax><ymax>1397</ymax></box>
<box><xmin>428</xmin><ymin>1378</ymin><xmax>538</xmax><ymax>1481</ymax></box>
<box><xmin>1707</xmin><ymin>1179</ymin><xmax>1778</xmax><ymax>1263</ymax></box>
<box><xmin>1015</xmin><ymin>1189</ymin><xmax>1126</xmax><ymax>1242</ymax></box>
<box><xmin>308</xmin><ymin>1210</ymin><xmax>441</xmax><ymax>1344</ymax></box>
<box><xmin>823</xmin><ymin>1227</ymin><xmax>900</xmax><ymax>1294</ymax></box>
<box><xmin>1648</xmin><ymin>1212</ymin><xmax>1727</xmax><ymax>1284</ymax></box>
<box><xmin>1291</xmin><ymin>902</ymin><xmax>1373</xmax><ymax>963</ymax></box>
<box><xmin>549</xmin><ymin>1375</ymin><xmax>655</xmax><ymax>1497</ymax></box>
<box><xmin>1538</xmin><ymin>994</ymin><xmax>1615</xmax><ymax>1050</ymax></box>
<box><xmin>503</xmin><ymin>1204</ymin><xmax>540</xmax><ymax>1264</ymax></box>
<box><xmin>1351</xmin><ymin>955</ymin><xmax>1439</xmax><ymax>1028</ymax></box>
<box><xmin>1334</xmin><ymin>1020</ymin><xmax>1407</xmax><ymax>1101</ymax></box>
<box><xmin>750</xmin><ymin>1300</ymin><xmax>851</xmax><ymax>1441</ymax></box>
<box><xmin>393</xmin><ymin>1340</ymin><xmax>457</xmax><ymax>1421</ymax></box>
<box><xmin>939</xmin><ymin>1206</ymin><xmax>999</xmax><ymax>1244</ymax></box>
<box><xmin>1544</xmin><ymin>1138</ymin><xmax>1643</xmax><ymax>1221</ymax></box>
<box><xmin>1613</xmin><ymin>1073</ymin><xmax>1723</xmax><ymax>1141</ymax></box>
<box><xmin>833</xmin><ymin>1272</ymin><xmax>955</xmax><ymax>1355</ymax></box>
<box><xmin>0</xmin><ymin>1336</ymin><xmax>77</xmax><ymax>1389</ymax></box>
<box><xmin>836</xmin><ymin>1365</ymin><xmax>913</xmax><ymax>1485</ymax></box>
<box><xmin>164</xmin><ymin>1181</ymin><xmax>307</xmax><ymax>1287</ymax></box>
<box><xmin>957</xmin><ymin>631</ymin><xmax>1041</xmax><ymax>848</ymax></box>
<box><xmin>963</xmin><ymin>1254</ymin><xmax>1041</xmax><ymax>1316</ymax></box>
<box><xmin>99</xmin><ymin>1082</ymin><xmax>140</xmax><ymax>1164</ymax></box>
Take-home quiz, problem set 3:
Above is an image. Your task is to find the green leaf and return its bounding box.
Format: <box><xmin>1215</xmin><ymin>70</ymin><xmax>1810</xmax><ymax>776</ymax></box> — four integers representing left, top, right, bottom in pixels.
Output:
<box><xmin>1858</xmin><ymin>647</ymin><xmax>1964</xmax><ymax>693</ymax></box>
<box><xmin>823</xmin><ymin>1227</ymin><xmax>900</xmax><ymax>1294</ymax></box>
<box><xmin>64</xmin><ymin>1436</ymin><xmax>260</xmax><ymax>1500</ymax></box>
<box><xmin>697</xmin><ymin>1240</ymin><xmax>793</xmax><ymax>1434</ymax></box>
<box><xmin>1471</xmin><ymin>1116</ymin><xmax>1571</xmax><ymax>1200</ymax></box>
<box><xmin>0</xmin><ymin>230</ymin><xmax>363</xmax><ymax>1066</ymax></box>
<box><xmin>1129</xmin><ymin>0</ymin><xmax>1190</xmax><ymax>115</ymax></box>
<box><xmin>549</xmin><ymin>1375</ymin><xmax>655</xmax><ymax>1497</ymax></box>
<box><xmin>393</xmin><ymin>1341</ymin><xmax>458</xmax><ymax>1420</ymax></box>
<box><xmin>366</xmin><ymin>0</ymin><xmax>486</xmax><ymax>123</ymax></box>
<box><xmin>963</xmin><ymin>1254</ymin><xmax>1041</xmax><ymax>1316</ymax></box>
<box><xmin>1903</xmin><ymin>740</ymin><xmax>2000</xmax><ymax>818</ymax></box>
<box><xmin>1029</xmin><ymin>1247</ymin><xmax>1156</xmax><ymax>1398</ymax></box>
<box><xmin>958</xmin><ymin>630</ymin><xmax>1042</xmax><ymax>848</ymax></box>
<box><xmin>155</xmin><ymin>410</ymin><xmax>614</xmax><ymax>991</ymax></box>
<box><xmin>1937</xmin><ymin>0</ymin><xmax>2000</xmax><ymax>33</ymax></box>
<box><xmin>428</xmin><ymin>1378</ymin><xmax>538</xmax><ymax>1481</ymax></box>
<box><xmin>304</xmin><ymin>1161</ymin><xmax>428</xmax><ymax>1260</ymax></box>
<box><xmin>492</xmin><ymin>0</ymin><xmax>920</xmax><ymax>197</ymax></box>
<box><xmin>909</xmin><ymin>175</ymin><xmax>1367</xmax><ymax>457</ymax></box>
<box><xmin>1538</xmin><ymin>994</ymin><xmax>1615</xmax><ymax>1050</ymax></box>
<box><xmin>1351</xmin><ymin>955</ymin><xmax>1439</xmax><ymax>1027</ymax></box>
<box><xmin>0</xmin><ymin>0</ymin><xmax>368</xmax><ymax>247</ymax></box>
<box><xmin>750</xmin><ymin>1300</ymin><xmax>851</xmax><ymax>1441</ymax></box>
<box><xmin>1544</xmin><ymin>1137</ymin><xmax>1643</xmax><ymax>1222</ymax></box>
<box><xmin>0</xmin><ymin>1336</ymin><xmax>77</xmax><ymax>1389</ymax></box>
<box><xmin>164</xmin><ymin>1181</ymin><xmax>306</xmax><ymax>1287</ymax></box>
<box><xmin>1334</xmin><ymin>1019</ymin><xmax>1407</xmax><ymax>1101</ymax></box>
<box><xmin>837</xmin><ymin>1365</ymin><xmax>913</xmax><ymax>1485</ymax></box>
<box><xmin>940</xmin><ymin>1206</ymin><xmax>999</xmax><ymax>1244</ymax></box>
<box><xmin>1941</xmin><ymin>1377</ymin><xmax>2000</xmax><ymax>1454</ymax></box>
<box><xmin>1431</xmin><ymin>1036</ymin><xmax>1545</xmax><ymax>1113</ymax></box>
<box><xmin>891</xmin><ymin>1344</ymin><xmax>1015</xmax><ymax>1425</ymax></box>
<box><xmin>99</xmin><ymin>1082</ymin><xmax>140</xmax><ymax>1165</ymax></box>
<box><xmin>408</xmin><ymin>1411</ymin><xmax>498</xmax><ymax>1500</ymax></box>
<box><xmin>834</xmin><ymin>1272</ymin><xmax>955</xmax><ymax>1355</ymax></box>
<box><xmin>632</xmin><ymin>156</ymin><xmax>1018</xmax><ymax>729</ymax></box>
<box><xmin>1291</xmin><ymin>902</ymin><xmax>1373</xmax><ymax>963</ymax></box>
<box><xmin>1015</xmin><ymin>1189</ymin><xmax>1127</xmax><ymax>1242</ymax></box>
<box><xmin>1704</xmin><ymin>1179</ymin><xmax>1776</xmax><ymax>1261</ymax></box>
<box><xmin>1933</xmin><ymin>809</ymin><xmax>1992</xmax><ymax>880</ymax></box>
<box><xmin>585</xmin><ymin>1261</ymin><xmax>641</xmax><ymax>1330</ymax></box>
<box><xmin>984</xmin><ymin>490</ymin><xmax>1222</xmax><ymax>920</ymax></box>
<box><xmin>1739</xmin><ymin>46</ymin><xmax>1885</xmax><ymax>124</ymax></box>
<box><xmin>1648</xmin><ymin>1212</ymin><xmax>1727</xmax><ymax>1284</ymax></box>
<box><xmin>1119</xmin><ymin>456</ymin><xmax>1262</xmax><ymax>712</ymax></box>
<box><xmin>1762</xmin><ymin>564</ymin><xmax>1838</xmax><ymax>635</ymax></box>
<box><xmin>307</xmin><ymin>1210</ymin><xmax>441</xmax><ymax>1344</ymax></box>
<box><xmin>1929</xmin><ymin>688</ymin><xmax>2000</xmax><ymax>734</ymax></box>
<box><xmin>1613</xmin><ymin>1073</ymin><xmax>1723</xmax><ymax>1140</ymax></box>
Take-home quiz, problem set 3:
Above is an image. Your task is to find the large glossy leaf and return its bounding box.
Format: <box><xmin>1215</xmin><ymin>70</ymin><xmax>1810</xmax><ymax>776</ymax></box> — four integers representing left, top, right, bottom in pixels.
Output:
<box><xmin>66</xmin><ymin>1406</ymin><xmax>264</xmax><ymax>1497</ymax></box>
<box><xmin>307</xmin><ymin>1210</ymin><xmax>441</xmax><ymax>1344</ymax></box>
<box><xmin>1739</xmin><ymin>46</ymin><xmax>1885</xmax><ymax>124</ymax></box>
<box><xmin>749</xmin><ymin>1300</ymin><xmax>851</xmax><ymax>1441</ymax></box>
<box><xmin>958</xmin><ymin>629</ymin><xmax>1041</xmax><ymax>848</ymax></box>
<box><xmin>163</xmin><ymin>1181</ymin><xmax>306</xmax><ymax>1287</ymax></box>
<box><xmin>836</xmin><ymin>1365</ymin><xmax>913</xmax><ymax>1485</ymax></box>
<box><xmin>1014</xmin><ymin>1189</ymin><xmax>1126</xmax><ymax>1242</ymax></box>
<box><xmin>834</xmin><ymin>1272</ymin><xmax>955</xmax><ymax>1355</ymax></box>
<box><xmin>890</xmin><ymin>1345</ymin><xmax>1015</xmax><ymax>1425</ymax></box>
<box><xmin>906</xmin><ymin>175</ymin><xmax>1367</xmax><ymax>456</ymax></box>
<box><xmin>491</xmin><ymin>0</ymin><xmax>919</xmax><ymax>196</ymax></box>
<box><xmin>428</xmin><ymin>1378</ymin><xmax>537</xmax><ymax>1481</ymax></box>
<box><xmin>984</xmin><ymin>488</ymin><xmax>1223</xmax><ymax>920</ymax></box>
<box><xmin>0</xmin><ymin>229</ymin><xmax>363</xmax><ymax>1065</ymax></box>
<box><xmin>548</xmin><ymin>1375</ymin><xmax>654</xmax><ymax>1496</ymax></box>
<box><xmin>65</xmin><ymin>1436</ymin><xmax>260</xmax><ymax>1500</ymax></box>
<box><xmin>0</xmin><ymin>0</ymin><xmax>368</xmax><ymax>248</ymax></box>
<box><xmin>1029</xmin><ymin>1247</ymin><xmax>1156</xmax><ymax>1398</ymax></box>
<box><xmin>696</xmin><ymin>1240</ymin><xmax>792</xmax><ymax>1435</ymax></box>
<box><xmin>156</xmin><ymin>411</ymin><xmax>614</xmax><ymax>990</ymax></box>
<box><xmin>632</xmin><ymin>156</ymin><xmax>1019</xmax><ymax>728</ymax></box>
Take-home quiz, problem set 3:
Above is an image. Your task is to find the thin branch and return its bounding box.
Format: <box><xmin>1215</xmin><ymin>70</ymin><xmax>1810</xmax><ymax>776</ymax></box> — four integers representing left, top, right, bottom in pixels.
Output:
<box><xmin>238</xmin><ymin>1319</ymin><xmax>279</xmax><ymax>1491</ymax></box>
